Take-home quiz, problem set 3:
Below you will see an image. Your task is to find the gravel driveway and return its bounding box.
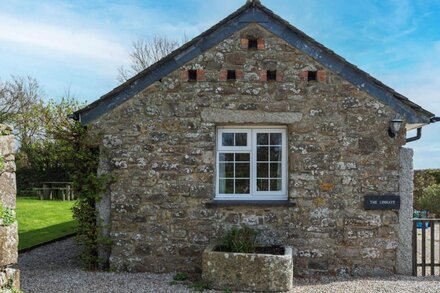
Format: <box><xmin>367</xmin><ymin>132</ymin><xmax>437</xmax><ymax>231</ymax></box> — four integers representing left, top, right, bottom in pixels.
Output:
<box><xmin>19</xmin><ymin>238</ymin><xmax>440</xmax><ymax>293</ymax></box>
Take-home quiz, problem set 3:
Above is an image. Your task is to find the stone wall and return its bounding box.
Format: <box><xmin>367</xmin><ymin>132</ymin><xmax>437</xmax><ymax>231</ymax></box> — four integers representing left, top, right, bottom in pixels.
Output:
<box><xmin>0</xmin><ymin>124</ymin><xmax>20</xmax><ymax>291</ymax></box>
<box><xmin>90</xmin><ymin>24</ymin><xmax>407</xmax><ymax>276</ymax></box>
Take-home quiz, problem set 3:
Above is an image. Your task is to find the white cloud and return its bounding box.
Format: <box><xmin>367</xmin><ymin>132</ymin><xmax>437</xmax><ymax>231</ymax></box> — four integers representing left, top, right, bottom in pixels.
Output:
<box><xmin>0</xmin><ymin>14</ymin><xmax>129</xmax><ymax>63</ymax></box>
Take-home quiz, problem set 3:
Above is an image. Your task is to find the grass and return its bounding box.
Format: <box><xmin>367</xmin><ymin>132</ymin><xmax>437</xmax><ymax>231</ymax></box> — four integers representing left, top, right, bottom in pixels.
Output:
<box><xmin>16</xmin><ymin>197</ymin><xmax>77</xmax><ymax>251</ymax></box>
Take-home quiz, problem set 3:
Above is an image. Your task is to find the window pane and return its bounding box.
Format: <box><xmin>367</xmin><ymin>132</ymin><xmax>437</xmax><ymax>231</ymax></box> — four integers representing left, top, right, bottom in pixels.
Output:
<box><xmin>270</xmin><ymin>179</ymin><xmax>282</xmax><ymax>191</ymax></box>
<box><xmin>257</xmin><ymin>133</ymin><xmax>269</xmax><ymax>145</ymax></box>
<box><xmin>219</xmin><ymin>153</ymin><xmax>234</xmax><ymax>162</ymax></box>
<box><xmin>257</xmin><ymin>163</ymin><xmax>269</xmax><ymax>177</ymax></box>
<box><xmin>219</xmin><ymin>163</ymin><xmax>234</xmax><ymax>178</ymax></box>
<box><xmin>219</xmin><ymin>179</ymin><xmax>234</xmax><ymax>194</ymax></box>
<box><xmin>235</xmin><ymin>153</ymin><xmax>250</xmax><ymax>162</ymax></box>
<box><xmin>270</xmin><ymin>163</ymin><xmax>282</xmax><ymax>178</ymax></box>
<box><xmin>235</xmin><ymin>163</ymin><xmax>250</xmax><ymax>178</ymax></box>
<box><xmin>270</xmin><ymin>146</ymin><xmax>282</xmax><ymax>161</ymax></box>
<box><xmin>222</xmin><ymin>133</ymin><xmax>234</xmax><ymax>146</ymax></box>
<box><xmin>257</xmin><ymin>179</ymin><xmax>269</xmax><ymax>191</ymax></box>
<box><xmin>235</xmin><ymin>133</ymin><xmax>247</xmax><ymax>146</ymax></box>
<box><xmin>257</xmin><ymin>146</ymin><xmax>269</xmax><ymax>161</ymax></box>
<box><xmin>270</xmin><ymin>133</ymin><xmax>282</xmax><ymax>145</ymax></box>
<box><xmin>235</xmin><ymin>179</ymin><xmax>250</xmax><ymax>194</ymax></box>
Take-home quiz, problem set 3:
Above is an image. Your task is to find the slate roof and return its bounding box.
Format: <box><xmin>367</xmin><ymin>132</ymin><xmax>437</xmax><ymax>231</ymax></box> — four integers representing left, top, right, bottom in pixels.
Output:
<box><xmin>73</xmin><ymin>0</ymin><xmax>435</xmax><ymax>125</ymax></box>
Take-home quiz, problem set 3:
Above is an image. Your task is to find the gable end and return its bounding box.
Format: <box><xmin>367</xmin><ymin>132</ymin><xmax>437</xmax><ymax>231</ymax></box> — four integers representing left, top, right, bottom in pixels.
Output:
<box><xmin>73</xmin><ymin>2</ymin><xmax>434</xmax><ymax>126</ymax></box>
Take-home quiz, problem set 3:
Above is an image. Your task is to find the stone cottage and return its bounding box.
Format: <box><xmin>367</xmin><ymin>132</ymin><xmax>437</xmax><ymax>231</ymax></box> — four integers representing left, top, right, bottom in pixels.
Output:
<box><xmin>72</xmin><ymin>0</ymin><xmax>437</xmax><ymax>276</ymax></box>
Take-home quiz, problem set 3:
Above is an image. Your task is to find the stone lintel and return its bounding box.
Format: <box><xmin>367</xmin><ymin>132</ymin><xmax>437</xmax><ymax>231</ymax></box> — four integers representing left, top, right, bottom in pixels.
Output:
<box><xmin>201</xmin><ymin>109</ymin><xmax>302</xmax><ymax>124</ymax></box>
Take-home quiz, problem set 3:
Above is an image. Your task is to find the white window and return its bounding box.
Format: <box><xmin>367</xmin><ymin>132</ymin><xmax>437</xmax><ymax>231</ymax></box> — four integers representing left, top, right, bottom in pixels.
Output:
<box><xmin>215</xmin><ymin>126</ymin><xmax>287</xmax><ymax>201</ymax></box>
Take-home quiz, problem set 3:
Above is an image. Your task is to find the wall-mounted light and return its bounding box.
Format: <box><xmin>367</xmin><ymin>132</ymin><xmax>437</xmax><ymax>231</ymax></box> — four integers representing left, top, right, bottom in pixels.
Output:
<box><xmin>388</xmin><ymin>119</ymin><xmax>403</xmax><ymax>138</ymax></box>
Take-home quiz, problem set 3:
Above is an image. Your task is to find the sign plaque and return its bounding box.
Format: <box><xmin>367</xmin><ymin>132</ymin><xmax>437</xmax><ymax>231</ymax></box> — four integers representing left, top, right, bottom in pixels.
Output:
<box><xmin>363</xmin><ymin>195</ymin><xmax>400</xmax><ymax>210</ymax></box>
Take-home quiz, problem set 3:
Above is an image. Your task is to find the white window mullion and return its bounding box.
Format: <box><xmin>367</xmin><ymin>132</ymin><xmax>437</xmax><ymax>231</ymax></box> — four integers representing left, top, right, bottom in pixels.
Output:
<box><xmin>215</xmin><ymin>126</ymin><xmax>287</xmax><ymax>201</ymax></box>
<box><xmin>251</xmin><ymin>129</ymin><xmax>257</xmax><ymax>199</ymax></box>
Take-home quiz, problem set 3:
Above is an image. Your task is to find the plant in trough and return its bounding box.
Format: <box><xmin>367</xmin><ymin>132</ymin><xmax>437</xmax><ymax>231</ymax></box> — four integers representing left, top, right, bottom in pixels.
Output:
<box><xmin>222</xmin><ymin>225</ymin><xmax>258</xmax><ymax>253</ymax></box>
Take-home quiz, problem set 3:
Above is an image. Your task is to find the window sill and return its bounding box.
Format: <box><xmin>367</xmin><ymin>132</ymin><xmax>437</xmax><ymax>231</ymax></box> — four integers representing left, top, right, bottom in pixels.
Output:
<box><xmin>205</xmin><ymin>200</ymin><xmax>296</xmax><ymax>208</ymax></box>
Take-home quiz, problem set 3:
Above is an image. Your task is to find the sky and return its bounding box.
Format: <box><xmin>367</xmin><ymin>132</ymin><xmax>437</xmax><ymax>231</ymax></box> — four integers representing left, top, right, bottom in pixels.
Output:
<box><xmin>0</xmin><ymin>0</ymin><xmax>439</xmax><ymax>169</ymax></box>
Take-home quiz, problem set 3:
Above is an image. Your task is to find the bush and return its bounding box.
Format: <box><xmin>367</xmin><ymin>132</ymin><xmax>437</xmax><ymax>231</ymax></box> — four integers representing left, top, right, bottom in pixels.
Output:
<box><xmin>0</xmin><ymin>203</ymin><xmax>16</xmax><ymax>226</ymax></box>
<box><xmin>222</xmin><ymin>226</ymin><xmax>258</xmax><ymax>253</ymax></box>
<box><xmin>418</xmin><ymin>184</ymin><xmax>440</xmax><ymax>217</ymax></box>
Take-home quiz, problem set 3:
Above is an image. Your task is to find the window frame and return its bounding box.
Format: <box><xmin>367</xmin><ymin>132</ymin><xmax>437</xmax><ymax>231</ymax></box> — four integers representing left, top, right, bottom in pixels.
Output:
<box><xmin>215</xmin><ymin>126</ymin><xmax>288</xmax><ymax>201</ymax></box>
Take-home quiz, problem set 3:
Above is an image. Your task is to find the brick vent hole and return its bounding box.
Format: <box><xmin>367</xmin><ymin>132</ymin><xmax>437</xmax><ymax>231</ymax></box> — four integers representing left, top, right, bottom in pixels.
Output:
<box><xmin>248</xmin><ymin>38</ymin><xmax>258</xmax><ymax>49</ymax></box>
<box><xmin>227</xmin><ymin>70</ymin><xmax>237</xmax><ymax>81</ymax></box>
<box><xmin>308</xmin><ymin>70</ymin><xmax>317</xmax><ymax>81</ymax></box>
<box><xmin>188</xmin><ymin>70</ymin><xmax>197</xmax><ymax>81</ymax></box>
<box><xmin>267</xmin><ymin>70</ymin><xmax>277</xmax><ymax>81</ymax></box>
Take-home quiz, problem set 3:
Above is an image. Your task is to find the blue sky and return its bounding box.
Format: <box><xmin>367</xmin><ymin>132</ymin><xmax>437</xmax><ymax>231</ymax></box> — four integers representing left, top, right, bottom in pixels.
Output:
<box><xmin>0</xmin><ymin>0</ymin><xmax>439</xmax><ymax>169</ymax></box>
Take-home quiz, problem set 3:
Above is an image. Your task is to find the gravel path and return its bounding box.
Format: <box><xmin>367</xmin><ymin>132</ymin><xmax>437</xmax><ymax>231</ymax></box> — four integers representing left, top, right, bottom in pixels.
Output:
<box><xmin>19</xmin><ymin>238</ymin><xmax>440</xmax><ymax>293</ymax></box>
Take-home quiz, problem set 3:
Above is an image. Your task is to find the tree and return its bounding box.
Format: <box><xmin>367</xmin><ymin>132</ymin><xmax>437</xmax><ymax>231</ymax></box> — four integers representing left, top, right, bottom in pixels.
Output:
<box><xmin>0</xmin><ymin>76</ymin><xmax>44</xmax><ymax>147</ymax></box>
<box><xmin>117</xmin><ymin>36</ymin><xmax>183</xmax><ymax>82</ymax></box>
<box><xmin>418</xmin><ymin>184</ymin><xmax>440</xmax><ymax>217</ymax></box>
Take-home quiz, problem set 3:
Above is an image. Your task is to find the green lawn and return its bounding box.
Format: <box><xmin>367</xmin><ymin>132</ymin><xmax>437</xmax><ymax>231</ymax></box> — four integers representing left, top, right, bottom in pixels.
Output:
<box><xmin>16</xmin><ymin>197</ymin><xmax>77</xmax><ymax>250</ymax></box>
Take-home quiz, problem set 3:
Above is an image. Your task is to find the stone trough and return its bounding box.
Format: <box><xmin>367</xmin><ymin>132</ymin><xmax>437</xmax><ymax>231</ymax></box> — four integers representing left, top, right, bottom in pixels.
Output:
<box><xmin>202</xmin><ymin>244</ymin><xmax>293</xmax><ymax>292</ymax></box>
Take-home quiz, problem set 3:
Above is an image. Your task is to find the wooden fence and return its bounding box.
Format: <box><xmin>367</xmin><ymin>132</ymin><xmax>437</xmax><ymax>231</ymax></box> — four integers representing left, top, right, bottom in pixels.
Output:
<box><xmin>412</xmin><ymin>219</ymin><xmax>440</xmax><ymax>276</ymax></box>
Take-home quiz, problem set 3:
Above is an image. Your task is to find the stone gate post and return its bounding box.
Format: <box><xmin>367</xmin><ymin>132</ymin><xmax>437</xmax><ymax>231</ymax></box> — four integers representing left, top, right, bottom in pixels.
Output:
<box><xmin>397</xmin><ymin>147</ymin><xmax>414</xmax><ymax>275</ymax></box>
<box><xmin>0</xmin><ymin>124</ymin><xmax>20</xmax><ymax>291</ymax></box>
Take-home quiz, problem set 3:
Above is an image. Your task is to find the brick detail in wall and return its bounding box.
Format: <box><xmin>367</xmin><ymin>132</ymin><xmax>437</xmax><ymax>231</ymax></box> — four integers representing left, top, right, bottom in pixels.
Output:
<box><xmin>276</xmin><ymin>71</ymin><xmax>283</xmax><ymax>82</ymax></box>
<box><xmin>219</xmin><ymin>70</ymin><xmax>228</xmax><ymax>81</ymax></box>
<box><xmin>236</xmin><ymin>70</ymin><xmax>244</xmax><ymax>80</ymax></box>
<box><xmin>257</xmin><ymin>38</ymin><xmax>265</xmax><ymax>50</ymax></box>
<box><xmin>260</xmin><ymin>70</ymin><xmax>267</xmax><ymax>81</ymax></box>
<box><xmin>317</xmin><ymin>70</ymin><xmax>326</xmax><ymax>83</ymax></box>
<box><xmin>180</xmin><ymin>70</ymin><xmax>188</xmax><ymax>81</ymax></box>
<box><xmin>197</xmin><ymin>69</ymin><xmax>205</xmax><ymax>81</ymax></box>
<box><xmin>240</xmin><ymin>38</ymin><xmax>249</xmax><ymax>49</ymax></box>
<box><xmin>240</xmin><ymin>38</ymin><xmax>264</xmax><ymax>50</ymax></box>
<box><xmin>260</xmin><ymin>70</ymin><xmax>282</xmax><ymax>81</ymax></box>
<box><xmin>299</xmin><ymin>70</ymin><xmax>326</xmax><ymax>82</ymax></box>
<box><xmin>299</xmin><ymin>70</ymin><xmax>308</xmax><ymax>81</ymax></box>
<box><xmin>181</xmin><ymin>69</ymin><xmax>206</xmax><ymax>82</ymax></box>
<box><xmin>220</xmin><ymin>70</ymin><xmax>244</xmax><ymax>81</ymax></box>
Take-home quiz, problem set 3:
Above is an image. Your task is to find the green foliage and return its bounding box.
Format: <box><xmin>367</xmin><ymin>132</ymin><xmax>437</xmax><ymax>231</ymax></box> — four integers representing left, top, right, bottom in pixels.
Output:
<box><xmin>428</xmin><ymin>170</ymin><xmax>440</xmax><ymax>185</ymax></box>
<box><xmin>414</xmin><ymin>169</ymin><xmax>440</xmax><ymax>210</ymax></box>
<box><xmin>0</xmin><ymin>155</ymin><xmax>4</xmax><ymax>172</ymax></box>
<box><xmin>222</xmin><ymin>226</ymin><xmax>258</xmax><ymax>253</ymax></box>
<box><xmin>0</xmin><ymin>203</ymin><xmax>16</xmax><ymax>226</ymax></box>
<box><xmin>418</xmin><ymin>184</ymin><xmax>440</xmax><ymax>216</ymax></box>
<box><xmin>173</xmin><ymin>272</ymin><xmax>189</xmax><ymax>281</ymax></box>
<box><xmin>2</xmin><ymin>76</ymin><xmax>107</xmax><ymax>269</ymax></box>
<box><xmin>0</xmin><ymin>128</ymin><xmax>12</xmax><ymax>136</ymax></box>
<box><xmin>15</xmin><ymin>96</ymin><xmax>83</xmax><ymax>193</ymax></box>
<box><xmin>65</xmin><ymin>124</ymin><xmax>111</xmax><ymax>270</ymax></box>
